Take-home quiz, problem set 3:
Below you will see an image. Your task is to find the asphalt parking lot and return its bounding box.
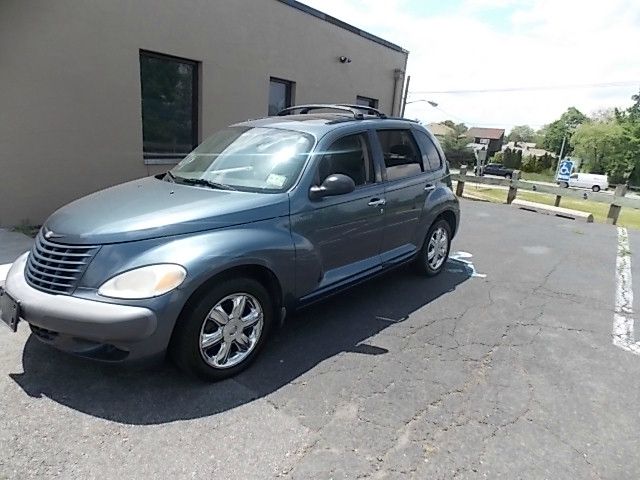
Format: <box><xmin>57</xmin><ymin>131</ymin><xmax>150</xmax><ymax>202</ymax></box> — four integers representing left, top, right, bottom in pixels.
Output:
<box><xmin>2</xmin><ymin>199</ymin><xmax>640</xmax><ymax>479</ymax></box>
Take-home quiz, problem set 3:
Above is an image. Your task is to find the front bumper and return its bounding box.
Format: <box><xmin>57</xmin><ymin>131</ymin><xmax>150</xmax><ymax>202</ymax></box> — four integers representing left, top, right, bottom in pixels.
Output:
<box><xmin>3</xmin><ymin>253</ymin><xmax>159</xmax><ymax>361</ymax></box>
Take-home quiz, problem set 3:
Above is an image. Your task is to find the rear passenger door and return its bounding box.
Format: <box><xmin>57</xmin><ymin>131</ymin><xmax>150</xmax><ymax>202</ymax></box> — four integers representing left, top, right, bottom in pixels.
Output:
<box><xmin>374</xmin><ymin>128</ymin><xmax>432</xmax><ymax>264</ymax></box>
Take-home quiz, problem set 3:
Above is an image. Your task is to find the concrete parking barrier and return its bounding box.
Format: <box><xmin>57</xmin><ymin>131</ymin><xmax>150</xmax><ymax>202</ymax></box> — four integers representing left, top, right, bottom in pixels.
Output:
<box><xmin>512</xmin><ymin>198</ymin><xmax>594</xmax><ymax>223</ymax></box>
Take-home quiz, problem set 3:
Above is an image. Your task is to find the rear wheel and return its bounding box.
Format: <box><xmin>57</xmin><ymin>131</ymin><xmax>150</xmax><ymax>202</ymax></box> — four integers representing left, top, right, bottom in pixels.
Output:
<box><xmin>504</xmin><ymin>173</ymin><xmax>512</xmax><ymax>179</ymax></box>
<box><xmin>169</xmin><ymin>277</ymin><xmax>273</xmax><ymax>381</ymax></box>
<box><xmin>414</xmin><ymin>219</ymin><xmax>452</xmax><ymax>277</ymax></box>
<box><xmin>592</xmin><ymin>185</ymin><xmax>601</xmax><ymax>192</ymax></box>
<box><xmin>561</xmin><ymin>182</ymin><xmax>569</xmax><ymax>188</ymax></box>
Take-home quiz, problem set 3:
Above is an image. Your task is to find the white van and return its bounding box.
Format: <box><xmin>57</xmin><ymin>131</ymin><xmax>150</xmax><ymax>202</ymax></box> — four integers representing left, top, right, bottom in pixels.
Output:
<box><xmin>561</xmin><ymin>173</ymin><xmax>609</xmax><ymax>192</ymax></box>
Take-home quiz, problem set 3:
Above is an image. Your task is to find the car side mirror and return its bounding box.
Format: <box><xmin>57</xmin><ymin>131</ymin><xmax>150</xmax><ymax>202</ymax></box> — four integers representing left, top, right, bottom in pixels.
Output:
<box><xmin>309</xmin><ymin>174</ymin><xmax>356</xmax><ymax>200</ymax></box>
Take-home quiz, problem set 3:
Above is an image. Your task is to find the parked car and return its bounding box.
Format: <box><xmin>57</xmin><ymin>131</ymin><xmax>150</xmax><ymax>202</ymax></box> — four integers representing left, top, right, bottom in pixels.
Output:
<box><xmin>0</xmin><ymin>104</ymin><xmax>459</xmax><ymax>381</ymax></box>
<box><xmin>559</xmin><ymin>173</ymin><xmax>609</xmax><ymax>192</ymax></box>
<box><xmin>475</xmin><ymin>163</ymin><xmax>514</xmax><ymax>178</ymax></box>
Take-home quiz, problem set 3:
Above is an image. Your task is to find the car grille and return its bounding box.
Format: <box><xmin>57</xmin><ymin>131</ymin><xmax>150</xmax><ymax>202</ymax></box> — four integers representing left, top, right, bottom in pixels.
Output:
<box><xmin>24</xmin><ymin>232</ymin><xmax>99</xmax><ymax>295</ymax></box>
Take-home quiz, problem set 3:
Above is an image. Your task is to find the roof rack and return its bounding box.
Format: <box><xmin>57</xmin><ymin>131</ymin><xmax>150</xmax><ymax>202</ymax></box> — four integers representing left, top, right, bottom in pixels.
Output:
<box><xmin>277</xmin><ymin>104</ymin><xmax>387</xmax><ymax>120</ymax></box>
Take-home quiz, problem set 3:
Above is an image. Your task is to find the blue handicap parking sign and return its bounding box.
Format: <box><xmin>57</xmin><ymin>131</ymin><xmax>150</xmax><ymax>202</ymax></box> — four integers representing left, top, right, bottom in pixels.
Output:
<box><xmin>556</xmin><ymin>160</ymin><xmax>574</xmax><ymax>182</ymax></box>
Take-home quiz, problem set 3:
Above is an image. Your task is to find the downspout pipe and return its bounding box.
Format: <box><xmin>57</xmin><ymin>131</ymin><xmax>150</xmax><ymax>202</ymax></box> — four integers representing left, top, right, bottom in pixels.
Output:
<box><xmin>391</xmin><ymin>68</ymin><xmax>404</xmax><ymax>116</ymax></box>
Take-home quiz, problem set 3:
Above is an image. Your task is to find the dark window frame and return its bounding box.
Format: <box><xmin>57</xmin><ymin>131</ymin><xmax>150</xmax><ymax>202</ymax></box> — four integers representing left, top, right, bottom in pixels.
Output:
<box><xmin>268</xmin><ymin>77</ymin><xmax>295</xmax><ymax>116</ymax></box>
<box><xmin>140</xmin><ymin>50</ymin><xmax>199</xmax><ymax>164</ymax></box>
<box><xmin>356</xmin><ymin>95</ymin><xmax>379</xmax><ymax>109</ymax></box>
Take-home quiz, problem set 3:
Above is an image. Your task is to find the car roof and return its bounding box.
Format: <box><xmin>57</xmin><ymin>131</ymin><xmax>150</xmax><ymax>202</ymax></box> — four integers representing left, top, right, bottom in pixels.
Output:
<box><xmin>232</xmin><ymin>113</ymin><xmax>424</xmax><ymax>138</ymax></box>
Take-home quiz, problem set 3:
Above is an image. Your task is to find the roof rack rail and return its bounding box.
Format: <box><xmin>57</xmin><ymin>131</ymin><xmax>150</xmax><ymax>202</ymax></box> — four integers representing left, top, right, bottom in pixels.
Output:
<box><xmin>277</xmin><ymin>104</ymin><xmax>387</xmax><ymax>120</ymax></box>
<box><xmin>336</xmin><ymin>104</ymin><xmax>387</xmax><ymax>118</ymax></box>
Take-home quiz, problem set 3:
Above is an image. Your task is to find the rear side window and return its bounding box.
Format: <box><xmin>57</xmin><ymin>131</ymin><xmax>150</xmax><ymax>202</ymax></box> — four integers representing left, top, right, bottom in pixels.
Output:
<box><xmin>318</xmin><ymin>133</ymin><xmax>374</xmax><ymax>187</ymax></box>
<box><xmin>414</xmin><ymin>130</ymin><xmax>443</xmax><ymax>172</ymax></box>
<box><xmin>376</xmin><ymin>130</ymin><xmax>423</xmax><ymax>180</ymax></box>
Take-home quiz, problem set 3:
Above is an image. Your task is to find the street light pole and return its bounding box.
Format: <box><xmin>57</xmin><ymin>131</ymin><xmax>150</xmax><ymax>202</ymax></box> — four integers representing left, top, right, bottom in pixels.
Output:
<box><xmin>558</xmin><ymin>134</ymin><xmax>567</xmax><ymax>161</ymax></box>
<box><xmin>402</xmin><ymin>98</ymin><xmax>439</xmax><ymax>118</ymax></box>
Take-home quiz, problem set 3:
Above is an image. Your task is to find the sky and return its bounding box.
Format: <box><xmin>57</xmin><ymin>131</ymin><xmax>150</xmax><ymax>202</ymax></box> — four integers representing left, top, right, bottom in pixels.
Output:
<box><xmin>299</xmin><ymin>0</ymin><xmax>640</xmax><ymax>133</ymax></box>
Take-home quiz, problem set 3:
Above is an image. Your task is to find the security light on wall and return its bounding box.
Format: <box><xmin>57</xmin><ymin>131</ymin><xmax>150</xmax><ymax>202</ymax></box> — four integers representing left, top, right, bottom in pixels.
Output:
<box><xmin>339</xmin><ymin>56</ymin><xmax>352</xmax><ymax>64</ymax></box>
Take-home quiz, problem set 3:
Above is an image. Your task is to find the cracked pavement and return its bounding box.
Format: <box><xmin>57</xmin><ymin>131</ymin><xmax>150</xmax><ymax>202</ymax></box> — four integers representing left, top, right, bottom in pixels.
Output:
<box><xmin>2</xmin><ymin>200</ymin><xmax>640</xmax><ymax>479</ymax></box>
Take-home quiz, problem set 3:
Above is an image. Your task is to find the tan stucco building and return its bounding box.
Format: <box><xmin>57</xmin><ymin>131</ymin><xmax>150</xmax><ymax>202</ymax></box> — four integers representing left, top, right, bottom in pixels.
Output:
<box><xmin>0</xmin><ymin>0</ymin><xmax>408</xmax><ymax>226</ymax></box>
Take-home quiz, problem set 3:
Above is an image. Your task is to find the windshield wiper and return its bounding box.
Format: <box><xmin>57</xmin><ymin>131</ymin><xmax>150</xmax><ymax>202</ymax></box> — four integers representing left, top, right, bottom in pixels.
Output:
<box><xmin>176</xmin><ymin>176</ymin><xmax>237</xmax><ymax>191</ymax></box>
<box><xmin>164</xmin><ymin>171</ymin><xmax>176</xmax><ymax>182</ymax></box>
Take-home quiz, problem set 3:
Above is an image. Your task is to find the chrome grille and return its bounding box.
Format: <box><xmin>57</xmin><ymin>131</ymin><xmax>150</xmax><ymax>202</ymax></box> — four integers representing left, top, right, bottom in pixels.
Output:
<box><xmin>25</xmin><ymin>232</ymin><xmax>99</xmax><ymax>295</ymax></box>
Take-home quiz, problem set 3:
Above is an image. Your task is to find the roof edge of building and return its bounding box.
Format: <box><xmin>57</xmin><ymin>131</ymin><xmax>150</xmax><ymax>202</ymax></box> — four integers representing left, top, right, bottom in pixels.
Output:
<box><xmin>276</xmin><ymin>0</ymin><xmax>409</xmax><ymax>55</ymax></box>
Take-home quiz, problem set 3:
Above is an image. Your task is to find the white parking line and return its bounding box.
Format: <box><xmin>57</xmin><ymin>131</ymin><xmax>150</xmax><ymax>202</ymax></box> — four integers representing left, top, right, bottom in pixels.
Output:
<box><xmin>614</xmin><ymin>227</ymin><xmax>640</xmax><ymax>355</ymax></box>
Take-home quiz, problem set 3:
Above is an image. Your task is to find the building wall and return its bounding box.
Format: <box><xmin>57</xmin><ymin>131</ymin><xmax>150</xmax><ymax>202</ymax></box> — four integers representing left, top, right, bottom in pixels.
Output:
<box><xmin>0</xmin><ymin>0</ymin><xmax>408</xmax><ymax>226</ymax></box>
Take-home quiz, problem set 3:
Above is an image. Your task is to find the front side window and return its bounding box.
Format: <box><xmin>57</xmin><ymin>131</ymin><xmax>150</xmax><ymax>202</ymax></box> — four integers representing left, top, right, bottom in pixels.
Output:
<box><xmin>268</xmin><ymin>78</ymin><xmax>294</xmax><ymax>116</ymax></box>
<box><xmin>171</xmin><ymin>127</ymin><xmax>314</xmax><ymax>192</ymax></box>
<box><xmin>318</xmin><ymin>134</ymin><xmax>373</xmax><ymax>187</ymax></box>
<box><xmin>140</xmin><ymin>51</ymin><xmax>198</xmax><ymax>161</ymax></box>
<box><xmin>376</xmin><ymin>130</ymin><xmax>423</xmax><ymax>181</ymax></box>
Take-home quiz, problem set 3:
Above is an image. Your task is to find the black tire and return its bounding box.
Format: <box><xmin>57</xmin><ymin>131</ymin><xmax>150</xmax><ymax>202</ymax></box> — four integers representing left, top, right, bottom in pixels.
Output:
<box><xmin>169</xmin><ymin>277</ymin><xmax>273</xmax><ymax>382</ymax></box>
<box><xmin>592</xmin><ymin>185</ymin><xmax>601</xmax><ymax>192</ymax></box>
<box><xmin>504</xmin><ymin>173</ymin><xmax>512</xmax><ymax>179</ymax></box>
<box><xmin>561</xmin><ymin>182</ymin><xmax>569</xmax><ymax>188</ymax></box>
<box><xmin>414</xmin><ymin>219</ymin><xmax>452</xmax><ymax>277</ymax></box>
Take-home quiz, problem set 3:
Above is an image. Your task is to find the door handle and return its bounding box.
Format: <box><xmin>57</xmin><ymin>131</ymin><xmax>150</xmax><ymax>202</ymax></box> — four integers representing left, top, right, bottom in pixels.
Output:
<box><xmin>424</xmin><ymin>184</ymin><xmax>436</xmax><ymax>192</ymax></box>
<box><xmin>368</xmin><ymin>198</ymin><xmax>386</xmax><ymax>207</ymax></box>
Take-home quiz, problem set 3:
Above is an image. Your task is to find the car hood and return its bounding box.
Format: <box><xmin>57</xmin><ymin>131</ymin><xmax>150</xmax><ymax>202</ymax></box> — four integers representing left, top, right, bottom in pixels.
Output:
<box><xmin>43</xmin><ymin>176</ymin><xmax>290</xmax><ymax>245</ymax></box>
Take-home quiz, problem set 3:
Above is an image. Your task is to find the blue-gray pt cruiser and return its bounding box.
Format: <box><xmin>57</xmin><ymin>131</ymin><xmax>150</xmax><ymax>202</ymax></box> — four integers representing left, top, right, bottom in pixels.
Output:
<box><xmin>0</xmin><ymin>105</ymin><xmax>459</xmax><ymax>381</ymax></box>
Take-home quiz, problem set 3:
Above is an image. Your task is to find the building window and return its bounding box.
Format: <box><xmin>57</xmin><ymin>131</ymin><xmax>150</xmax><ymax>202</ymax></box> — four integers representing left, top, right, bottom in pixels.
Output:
<box><xmin>356</xmin><ymin>95</ymin><xmax>379</xmax><ymax>109</ymax></box>
<box><xmin>139</xmin><ymin>51</ymin><xmax>198</xmax><ymax>162</ymax></box>
<box><xmin>268</xmin><ymin>78</ymin><xmax>294</xmax><ymax>116</ymax></box>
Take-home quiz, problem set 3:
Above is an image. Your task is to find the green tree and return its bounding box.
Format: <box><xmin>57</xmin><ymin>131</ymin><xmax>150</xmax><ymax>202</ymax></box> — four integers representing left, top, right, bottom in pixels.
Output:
<box><xmin>613</xmin><ymin>89</ymin><xmax>640</xmax><ymax>184</ymax></box>
<box><xmin>442</xmin><ymin>120</ymin><xmax>468</xmax><ymax>136</ymax></box>
<box><xmin>507</xmin><ymin>125</ymin><xmax>535</xmax><ymax>143</ymax></box>
<box><xmin>493</xmin><ymin>151</ymin><xmax>504</xmax><ymax>164</ymax></box>
<box><xmin>538</xmin><ymin>153</ymin><xmax>553</xmax><ymax>170</ymax></box>
<box><xmin>542</xmin><ymin>107</ymin><xmax>588</xmax><ymax>156</ymax></box>
<box><xmin>440</xmin><ymin>132</ymin><xmax>474</xmax><ymax>167</ymax></box>
<box><xmin>515</xmin><ymin>149</ymin><xmax>523</xmax><ymax>169</ymax></box>
<box><xmin>521</xmin><ymin>155</ymin><xmax>540</xmax><ymax>172</ymax></box>
<box><xmin>571</xmin><ymin>120</ymin><xmax>637</xmax><ymax>183</ymax></box>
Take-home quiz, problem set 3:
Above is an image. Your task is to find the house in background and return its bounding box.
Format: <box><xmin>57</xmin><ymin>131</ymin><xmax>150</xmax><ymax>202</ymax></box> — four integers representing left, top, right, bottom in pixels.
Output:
<box><xmin>503</xmin><ymin>141</ymin><xmax>555</xmax><ymax>159</ymax></box>
<box><xmin>426</xmin><ymin>122</ymin><xmax>455</xmax><ymax>139</ymax></box>
<box><xmin>466</xmin><ymin>127</ymin><xmax>505</xmax><ymax>156</ymax></box>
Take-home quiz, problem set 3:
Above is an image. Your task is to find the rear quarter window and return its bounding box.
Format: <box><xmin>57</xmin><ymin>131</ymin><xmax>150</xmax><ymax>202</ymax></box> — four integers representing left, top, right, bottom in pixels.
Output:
<box><xmin>413</xmin><ymin>130</ymin><xmax>443</xmax><ymax>172</ymax></box>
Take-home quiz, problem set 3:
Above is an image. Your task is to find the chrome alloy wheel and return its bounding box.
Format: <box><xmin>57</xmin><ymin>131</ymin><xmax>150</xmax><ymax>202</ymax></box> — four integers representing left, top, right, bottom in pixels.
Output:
<box><xmin>199</xmin><ymin>293</ymin><xmax>264</xmax><ymax>369</ymax></box>
<box><xmin>427</xmin><ymin>226</ymin><xmax>449</xmax><ymax>270</ymax></box>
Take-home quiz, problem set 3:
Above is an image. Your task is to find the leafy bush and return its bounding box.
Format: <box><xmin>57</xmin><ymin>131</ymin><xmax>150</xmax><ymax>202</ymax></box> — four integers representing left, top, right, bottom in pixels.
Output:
<box><xmin>493</xmin><ymin>152</ymin><xmax>504</xmax><ymax>164</ymax></box>
<box><xmin>521</xmin><ymin>155</ymin><xmax>540</xmax><ymax>172</ymax></box>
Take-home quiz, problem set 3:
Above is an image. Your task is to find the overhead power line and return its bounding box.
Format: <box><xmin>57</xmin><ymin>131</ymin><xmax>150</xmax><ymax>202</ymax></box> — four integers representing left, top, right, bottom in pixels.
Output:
<box><xmin>409</xmin><ymin>80</ymin><xmax>640</xmax><ymax>95</ymax></box>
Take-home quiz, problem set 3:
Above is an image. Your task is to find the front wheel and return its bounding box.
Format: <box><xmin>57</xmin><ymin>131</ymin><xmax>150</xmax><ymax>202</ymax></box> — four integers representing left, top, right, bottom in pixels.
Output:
<box><xmin>504</xmin><ymin>173</ymin><xmax>512</xmax><ymax>179</ymax></box>
<box><xmin>592</xmin><ymin>185</ymin><xmax>601</xmax><ymax>192</ymax></box>
<box><xmin>169</xmin><ymin>277</ymin><xmax>273</xmax><ymax>381</ymax></box>
<box><xmin>414</xmin><ymin>219</ymin><xmax>452</xmax><ymax>277</ymax></box>
<box><xmin>560</xmin><ymin>182</ymin><xmax>569</xmax><ymax>188</ymax></box>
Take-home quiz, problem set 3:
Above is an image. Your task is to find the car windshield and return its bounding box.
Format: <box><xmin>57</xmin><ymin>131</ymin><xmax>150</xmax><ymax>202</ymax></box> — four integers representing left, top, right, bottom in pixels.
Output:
<box><xmin>170</xmin><ymin>127</ymin><xmax>315</xmax><ymax>192</ymax></box>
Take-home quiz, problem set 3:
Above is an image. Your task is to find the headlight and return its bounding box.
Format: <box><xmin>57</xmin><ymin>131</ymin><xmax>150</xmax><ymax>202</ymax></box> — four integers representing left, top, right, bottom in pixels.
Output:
<box><xmin>98</xmin><ymin>264</ymin><xmax>187</xmax><ymax>299</ymax></box>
